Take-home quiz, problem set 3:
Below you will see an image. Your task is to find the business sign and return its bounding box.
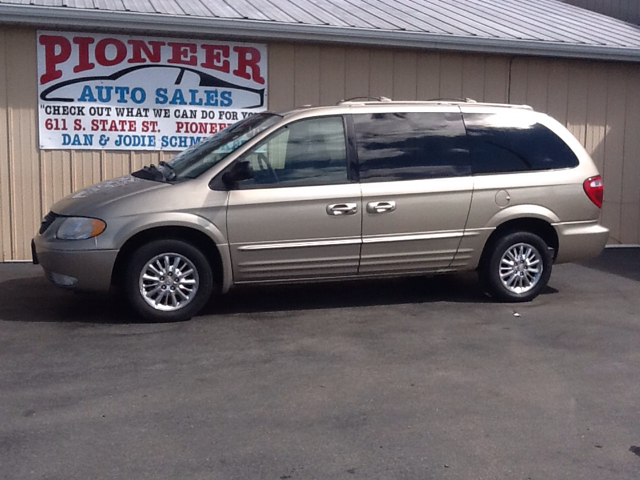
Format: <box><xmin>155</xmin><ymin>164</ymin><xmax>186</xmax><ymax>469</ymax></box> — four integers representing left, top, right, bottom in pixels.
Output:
<box><xmin>37</xmin><ymin>31</ymin><xmax>267</xmax><ymax>150</ymax></box>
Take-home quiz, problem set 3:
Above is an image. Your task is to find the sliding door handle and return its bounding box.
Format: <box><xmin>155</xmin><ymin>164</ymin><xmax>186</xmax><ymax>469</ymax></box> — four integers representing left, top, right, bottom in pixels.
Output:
<box><xmin>327</xmin><ymin>203</ymin><xmax>358</xmax><ymax>216</ymax></box>
<box><xmin>367</xmin><ymin>201</ymin><xmax>396</xmax><ymax>214</ymax></box>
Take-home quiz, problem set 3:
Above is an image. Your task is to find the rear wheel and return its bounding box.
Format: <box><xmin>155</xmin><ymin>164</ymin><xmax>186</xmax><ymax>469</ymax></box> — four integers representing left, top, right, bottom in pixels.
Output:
<box><xmin>479</xmin><ymin>231</ymin><xmax>552</xmax><ymax>302</ymax></box>
<box><xmin>124</xmin><ymin>239</ymin><xmax>213</xmax><ymax>321</ymax></box>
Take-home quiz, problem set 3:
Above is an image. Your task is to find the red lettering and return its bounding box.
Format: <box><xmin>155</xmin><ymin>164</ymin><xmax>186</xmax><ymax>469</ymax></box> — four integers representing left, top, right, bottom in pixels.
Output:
<box><xmin>128</xmin><ymin>40</ymin><xmax>165</xmax><ymax>64</ymax></box>
<box><xmin>73</xmin><ymin>37</ymin><xmax>95</xmax><ymax>73</ymax></box>
<box><xmin>232</xmin><ymin>47</ymin><xmax>264</xmax><ymax>84</ymax></box>
<box><xmin>39</xmin><ymin>35</ymin><xmax>72</xmax><ymax>84</ymax></box>
<box><xmin>167</xmin><ymin>42</ymin><xmax>197</xmax><ymax>66</ymax></box>
<box><xmin>175</xmin><ymin>122</ymin><xmax>222</xmax><ymax>134</ymax></box>
<box><xmin>201</xmin><ymin>45</ymin><xmax>230</xmax><ymax>73</ymax></box>
<box><xmin>95</xmin><ymin>38</ymin><xmax>127</xmax><ymax>67</ymax></box>
<box><xmin>141</xmin><ymin>121</ymin><xmax>159</xmax><ymax>133</ymax></box>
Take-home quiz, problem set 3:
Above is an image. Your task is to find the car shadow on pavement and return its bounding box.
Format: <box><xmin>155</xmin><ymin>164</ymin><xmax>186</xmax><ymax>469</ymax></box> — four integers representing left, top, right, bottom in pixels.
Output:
<box><xmin>578</xmin><ymin>247</ymin><xmax>640</xmax><ymax>282</ymax></box>
<box><xmin>0</xmin><ymin>271</ymin><xmax>494</xmax><ymax>323</ymax></box>
<box><xmin>207</xmin><ymin>273</ymin><xmax>495</xmax><ymax>316</ymax></box>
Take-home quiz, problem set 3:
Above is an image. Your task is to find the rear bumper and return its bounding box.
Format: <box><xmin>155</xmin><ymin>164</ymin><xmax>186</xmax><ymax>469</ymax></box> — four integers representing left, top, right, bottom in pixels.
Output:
<box><xmin>554</xmin><ymin>221</ymin><xmax>609</xmax><ymax>264</ymax></box>
<box><xmin>33</xmin><ymin>238</ymin><xmax>118</xmax><ymax>292</ymax></box>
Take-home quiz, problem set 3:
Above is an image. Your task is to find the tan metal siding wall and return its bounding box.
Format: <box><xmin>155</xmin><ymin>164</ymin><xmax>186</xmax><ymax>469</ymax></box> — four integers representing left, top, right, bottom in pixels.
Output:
<box><xmin>509</xmin><ymin>57</ymin><xmax>640</xmax><ymax>244</ymax></box>
<box><xmin>0</xmin><ymin>27</ymin><xmax>173</xmax><ymax>261</ymax></box>
<box><xmin>271</xmin><ymin>44</ymin><xmax>639</xmax><ymax>244</ymax></box>
<box><xmin>269</xmin><ymin>44</ymin><xmax>510</xmax><ymax>109</ymax></box>
<box><xmin>1</xmin><ymin>28</ymin><xmax>40</xmax><ymax>261</ymax></box>
<box><xmin>0</xmin><ymin>29</ymin><xmax>9</xmax><ymax>261</ymax></box>
<box><xmin>2</xmin><ymin>30</ymin><xmax>640</xmax><ymax>261</ymax></box>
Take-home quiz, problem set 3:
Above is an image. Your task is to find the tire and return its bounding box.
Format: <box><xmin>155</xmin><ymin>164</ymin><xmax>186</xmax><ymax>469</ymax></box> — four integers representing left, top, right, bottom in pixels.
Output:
<box><xmin>479</xmin><ymin>231</ymin><xmax>552</xmax><ymax>302</ymax></box>
<box><xmin>123</xmin><ymin>239</ymin><xmax>214</xmax><ymax>322</ymax></box>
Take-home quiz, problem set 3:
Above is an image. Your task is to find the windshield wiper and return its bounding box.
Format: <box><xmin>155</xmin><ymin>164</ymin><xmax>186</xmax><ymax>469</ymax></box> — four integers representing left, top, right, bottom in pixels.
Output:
<box><xmin>132</xmin><ymin>163</ymin><xmax>166</xmax><ymax>182</ymax></box>
<box><xmin>159</xmin><ymin>161</ymin><xmax>177</xmax><ymax>181</ymax></box>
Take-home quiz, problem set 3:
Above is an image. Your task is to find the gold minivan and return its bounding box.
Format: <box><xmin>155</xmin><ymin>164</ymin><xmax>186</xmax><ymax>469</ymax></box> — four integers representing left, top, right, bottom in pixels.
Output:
<box><xmin>32</xmin><ymin>99</ymin><xmax>609</xmax><ymax>321</ymax></box>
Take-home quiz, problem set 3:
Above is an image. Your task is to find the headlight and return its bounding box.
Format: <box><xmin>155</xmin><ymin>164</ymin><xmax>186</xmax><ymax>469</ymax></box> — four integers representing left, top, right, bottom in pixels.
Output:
<box><xmin>56</xmin><ymin>217</ymin><xmax>106</xmax><ymax>240</ymax></box>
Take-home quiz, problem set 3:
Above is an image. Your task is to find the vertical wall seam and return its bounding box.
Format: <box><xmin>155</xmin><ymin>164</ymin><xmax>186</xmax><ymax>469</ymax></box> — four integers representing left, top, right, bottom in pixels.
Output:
<box><xmin>5</xmin><ymin>36</ymin><xmax>17</xmax><ymax>259</ymax></box>
<box><xmin>602</xmin><ymin>65</ymin><xmax>615</xmax><ymax>242</ymax></box>
<box><xmin>0</xmin><ymin>30</ymin><xmax>10</xmax><ymax>261</ymax></box>
<box><xmin>563</xmin><ymin>62</ymin><xmax>570</xmax><ymax>126</ymax></box>
<box><xmin>507</xmin><ymin>56</ymin><xmax>515</xmax><ymax>103</ymax></box>
<box><xmin>341</xmin><ymin>47</ymin><xmax>347</xmax><ymax>103</ymax></box>
<box><xmin>619</xmin><ymin>66</ymin><xmax>628</xmax><ymax>243</ymax></box>
<box><xmin>582</xmin><ymin>64</ymin><xmax>590</xmax><ymax>147</ymax></box>
<box><xmin>31</xmin><ymin>31</ymin><xmax>45</xmax><ymax>235</ymax></box>
<box><xmin>293</xmin><ymin>44</ymin><xmax>297</xmax><ymax>106</ymax></box>
<box><xmin>413</xmin><ymin>52</ymin><xmax>420</xmax><ymax>100</ymax></box>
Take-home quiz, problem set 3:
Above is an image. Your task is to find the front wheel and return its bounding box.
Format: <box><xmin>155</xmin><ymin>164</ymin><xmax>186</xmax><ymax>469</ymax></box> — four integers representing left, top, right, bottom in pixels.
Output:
<box><xmin>479</xmin><ymin>231</ymin><xmax>552</xmax><ymax>302</ymax></box>
<box><xmin>124</xmin><ymin>239</ymin><xmax>214</xmax><ymax>322</ymax></box>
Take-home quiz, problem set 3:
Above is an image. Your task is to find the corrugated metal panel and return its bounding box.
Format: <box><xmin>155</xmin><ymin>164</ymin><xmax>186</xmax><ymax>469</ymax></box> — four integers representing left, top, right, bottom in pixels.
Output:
<box><xmin>121</xmin><ymin>0</ymin><xmax>154</xmax><ymax>13</ymax></box>
<box><xmin>3</xmin><ymin>0</ymin><xmax>640</xmax><ymax>50</ymax></box>
<box><xmin>2</xmin><ymin>28</ymin><xmax>640</xmax><ymax>261</ymax></box>
<box><xmin>276</xmin><ymin>0</ymin><xmax>351</xmax><ymax>27</ymax></box>
<box><xmin>0</xmin><ymin>29</ymin><xmax>10</xmax><ymax>261</ymax></box>
<box><xmin>621</xmin><ymin>68</ymin><xmax>640</xmax><ymax>242</ymax></box>
<box><xmin>507</xmin><ymin>56</ymin><xmax>640</xmax><ymax>245</ymax></box>
<box><xmin>94</xmin><ymin>1</ymin><xmax>125</xmax><ymax>11</ymax></box>
<box><xmin>562</xmin><ymin>0</ymin><xmax>640</xmax><ymax>25</ymax></box>
<box><xmin>148</xmin><ymin>0</ymin><xmax>183</xmax><ymax>16</ymax></box>
<box><xmin>4</xmin><ymin>29</ymin><xmax>41</xmax><ymax>261</ymax></box>
<box><xmin>280</xmin><ymin>45</ymin><xmax>638</xmax><ymax>245</ymax></box>
<box><xmin>178</xmin><ymin>1</ymin><xmax>215</xmax><ymax>18</ymax></box>
<box><xmin>196</xmin><ymin>0</ymin><xmax>242</xmax><ymax>19</ymax></box>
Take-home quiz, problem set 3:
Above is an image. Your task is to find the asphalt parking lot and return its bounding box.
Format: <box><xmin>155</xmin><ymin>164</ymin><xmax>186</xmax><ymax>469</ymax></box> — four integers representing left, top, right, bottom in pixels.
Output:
<box><xmin>1</xmin><ymin>248</ymin><xmax>639</xmax><ymax>479</ymax></box>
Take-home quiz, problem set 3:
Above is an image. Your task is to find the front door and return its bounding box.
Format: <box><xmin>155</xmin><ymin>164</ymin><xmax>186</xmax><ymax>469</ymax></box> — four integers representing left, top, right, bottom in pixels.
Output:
<box><xmin>226</xmin><ymin>115</ymin><xmax>362</xmax><ymax>283</ymax></box>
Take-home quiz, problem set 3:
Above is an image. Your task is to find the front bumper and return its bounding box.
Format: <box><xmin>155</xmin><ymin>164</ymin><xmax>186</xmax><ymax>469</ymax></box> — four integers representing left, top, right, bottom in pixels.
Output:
<box><xmin>32</xmin><ymin>237</ymin><xmax>118</xmax><ymax>292</ymax></box>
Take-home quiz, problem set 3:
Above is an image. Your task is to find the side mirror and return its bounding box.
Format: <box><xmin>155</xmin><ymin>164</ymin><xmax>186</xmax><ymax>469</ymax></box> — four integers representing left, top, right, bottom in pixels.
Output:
<box><xmin>222</xmin><ymin>160</ymin><xmax>254</xmax><ymax>188</ymax></box>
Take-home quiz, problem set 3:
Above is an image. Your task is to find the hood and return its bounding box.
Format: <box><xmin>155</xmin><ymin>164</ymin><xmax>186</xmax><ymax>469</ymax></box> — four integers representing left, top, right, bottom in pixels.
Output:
<box><xmin>51</xmin><ymin>175</ymin><xmax>170</xmax><ymax>216</ymax></box>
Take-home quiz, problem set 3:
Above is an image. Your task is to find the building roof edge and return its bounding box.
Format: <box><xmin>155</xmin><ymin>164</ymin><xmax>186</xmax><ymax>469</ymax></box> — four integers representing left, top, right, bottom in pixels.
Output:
<box><xmin>1</xmin><ymin>5</ymin><xmax>640</xmax><ymax>63</ymax></box>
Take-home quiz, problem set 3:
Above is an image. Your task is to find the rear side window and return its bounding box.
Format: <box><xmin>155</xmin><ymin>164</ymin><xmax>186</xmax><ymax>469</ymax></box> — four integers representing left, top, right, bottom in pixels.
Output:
<box><xmin>353</xmin><ymin>112</ymin><xmax>470</xmax><ymax>182</ymax></box>
<box><xmin>463</xmin><ymin>113</ymin><xmax>579</xmax><ymax>175</ymax></box>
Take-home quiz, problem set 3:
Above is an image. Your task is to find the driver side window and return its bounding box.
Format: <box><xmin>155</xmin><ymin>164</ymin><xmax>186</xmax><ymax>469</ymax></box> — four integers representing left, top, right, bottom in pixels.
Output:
<box><xmin>237</xmin><ymin>116</ymin><xmax>348</xmax><ymax>188</ymax></box>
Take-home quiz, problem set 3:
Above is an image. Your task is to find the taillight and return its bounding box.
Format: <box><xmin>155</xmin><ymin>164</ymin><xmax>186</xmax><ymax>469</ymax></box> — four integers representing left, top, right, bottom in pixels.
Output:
<box><xmin>583</xmin><ymin>175</ymin><xmax>603</xmax><ymax>208</ymax></box>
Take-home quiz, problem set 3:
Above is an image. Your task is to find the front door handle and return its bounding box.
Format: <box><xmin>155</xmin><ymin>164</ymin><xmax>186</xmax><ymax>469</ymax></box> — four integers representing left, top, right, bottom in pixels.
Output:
<box><xmin>367</xmin><ymin>201</ymin><xmax>396</xmax><ymax>214</ymax></box>
<box><xmin>327</xmin><ymin>203</ymin><xmax>358</xmax><ymax>216</ymax></box>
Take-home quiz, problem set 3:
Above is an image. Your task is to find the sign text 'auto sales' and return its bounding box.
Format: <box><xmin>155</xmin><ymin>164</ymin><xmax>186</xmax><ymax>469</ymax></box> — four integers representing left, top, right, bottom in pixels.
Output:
<box><xmin>37</xmin><ymin>31</ymin><xmax>268</xmax><ymax>150</ymax></box>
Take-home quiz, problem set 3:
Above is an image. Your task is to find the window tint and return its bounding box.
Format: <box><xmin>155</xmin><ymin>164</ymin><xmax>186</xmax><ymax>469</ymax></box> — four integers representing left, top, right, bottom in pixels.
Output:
<box><xmin>237</xmin><ymin>116</ymin><xmax>348</xmax><ymax>188</ymax></box>
<box><xmin>353</xmin><ymin>112</ymin><xmax>470</xmax><ymax>182</ymax></box>
<box><xmin>463</xmin><ymin>113</ymin><xmax>579</xmax><ymax>174</ymax></box>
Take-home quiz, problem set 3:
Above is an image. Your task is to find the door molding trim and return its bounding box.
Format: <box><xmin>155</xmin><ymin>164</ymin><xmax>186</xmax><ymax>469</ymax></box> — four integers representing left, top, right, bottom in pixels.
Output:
<box><xmin>362</xmin><ymin>230</ymin><xmax>478</xmax><ymax>244</ymax></box>
<box><xmin>238</xmin><ymin>238</ymin><xmax>362</xmax><ymax>251</ymax></box>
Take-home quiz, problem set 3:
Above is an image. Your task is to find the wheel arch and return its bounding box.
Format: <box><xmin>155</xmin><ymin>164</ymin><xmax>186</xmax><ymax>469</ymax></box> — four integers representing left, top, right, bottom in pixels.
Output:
<box><xmin>479</xmin><ymin>217</ymin><xmax>559</xmax><ymax>268</ymax></box>
<box><xmin>111</xmin><ymin>226</ymin><xmax>226</xmax><ymax>290</ymax></box>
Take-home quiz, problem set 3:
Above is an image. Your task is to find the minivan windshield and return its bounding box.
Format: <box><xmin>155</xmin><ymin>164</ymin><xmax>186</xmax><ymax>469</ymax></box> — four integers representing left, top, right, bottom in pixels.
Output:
<box><xmin>133</xmin><ymin>113</ymin><xmax>282</xmax><ymax>182</ymax></box>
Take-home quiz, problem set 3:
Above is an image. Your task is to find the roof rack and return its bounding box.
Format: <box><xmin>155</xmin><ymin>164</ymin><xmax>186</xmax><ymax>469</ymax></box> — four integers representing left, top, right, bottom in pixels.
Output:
<box><xmin>336</xmin><ymin>97</ymin><xmax>532</xmax><ymax>109</ymax></box>
<box><xmin>338</xmin><ymin>96</ymin><xmax>393</xmax><ymax>105</ymax></box>
<box><xmin>427</xmin><ymin>97</ymin><xmax>477</xmax><ymax>103</ymax></box>
<box><xmin>338</xmin><ymin>97</ymin><xmax>478</xmax><ymax>105</ymax></box>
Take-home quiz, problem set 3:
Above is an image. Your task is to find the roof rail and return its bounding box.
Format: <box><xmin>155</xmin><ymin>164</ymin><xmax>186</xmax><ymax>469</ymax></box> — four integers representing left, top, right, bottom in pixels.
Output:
<box><xmin>338</xmin><ymin>97</ymin><xmax>480</xmax><ymax>106</ymax></box>
<box><xmin>338</xmin><ymin>96</ymin><xmax>392</xmax><ymax>105</ymax></box>
<box><xmin>335</xmin><ymin>97</ymin><xmax>533</xmax><ymax>109</ymax></box>
<box><xmin>427</xmin><ymin>97</ymin><xmax>477</xmax><ymax>103</ymax></box>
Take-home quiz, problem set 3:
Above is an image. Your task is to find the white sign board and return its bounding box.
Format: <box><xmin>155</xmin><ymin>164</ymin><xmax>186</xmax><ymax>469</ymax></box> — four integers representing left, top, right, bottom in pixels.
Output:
<box><xmin>37</xmin><ymin>31</ymin><xmax>268</xmax><ymax>150</ymax></box>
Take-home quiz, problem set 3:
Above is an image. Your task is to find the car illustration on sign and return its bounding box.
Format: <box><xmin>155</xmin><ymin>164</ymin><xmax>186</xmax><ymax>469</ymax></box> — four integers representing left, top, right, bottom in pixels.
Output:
<box><xmin>39</xmin><ymin>64</ymin><xmax>266</xmax><ymax>109</ymax></box>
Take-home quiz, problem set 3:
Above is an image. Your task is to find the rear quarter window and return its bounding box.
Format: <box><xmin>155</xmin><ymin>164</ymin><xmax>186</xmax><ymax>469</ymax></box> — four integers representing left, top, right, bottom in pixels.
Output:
<box><xmin>463</xmin><ymin>113</ymin><xmax>579</xmax><ymax>175</ymax></box>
